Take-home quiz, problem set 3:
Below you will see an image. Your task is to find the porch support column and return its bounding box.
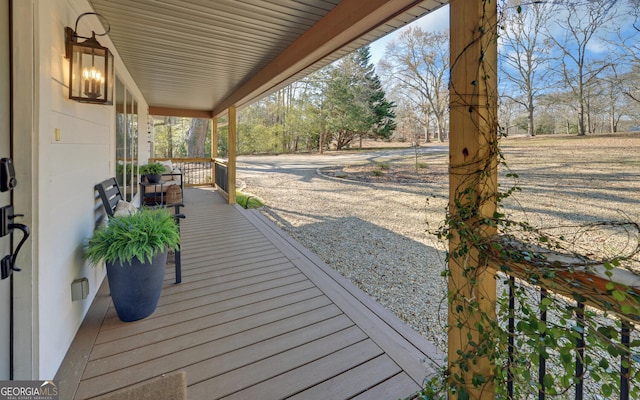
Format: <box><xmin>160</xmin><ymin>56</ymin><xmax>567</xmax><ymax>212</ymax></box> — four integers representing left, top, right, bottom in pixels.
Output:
<box><xmin>448</xmin><ymin>0</ymin><xmax>498</xmax><ymax>399</ymax></box>
<box><xmin>227</xmin><ymin>106</ymin><xmax>237</xmax><ymax>204</ymax></box>
<box><xmin>211</xmin><ymin>117</ymin><xmax>218</xmax><ymax>187</ymax></box>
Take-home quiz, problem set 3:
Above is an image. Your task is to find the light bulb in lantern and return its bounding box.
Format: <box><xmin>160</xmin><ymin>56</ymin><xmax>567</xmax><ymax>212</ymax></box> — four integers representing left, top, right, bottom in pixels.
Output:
<box><xmin>83</xmin><ymin>68</ymin><xmax>90</xmax><ymax>94</ymax></box>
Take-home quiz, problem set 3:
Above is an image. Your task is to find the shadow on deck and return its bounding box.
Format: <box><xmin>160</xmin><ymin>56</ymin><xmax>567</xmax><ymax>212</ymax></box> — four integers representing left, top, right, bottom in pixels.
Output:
<box><xmin>56</xmin><ymin>187</ymin><xmax>444</xmax><ymax>399</ymax></box>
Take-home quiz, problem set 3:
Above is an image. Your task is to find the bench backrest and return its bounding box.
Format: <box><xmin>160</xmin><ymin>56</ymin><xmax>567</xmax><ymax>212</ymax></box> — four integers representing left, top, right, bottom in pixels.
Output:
<box><xmin>94</xmin><ymin>177</ymin><xmax>124</xmax><ymax>218</ymax></box>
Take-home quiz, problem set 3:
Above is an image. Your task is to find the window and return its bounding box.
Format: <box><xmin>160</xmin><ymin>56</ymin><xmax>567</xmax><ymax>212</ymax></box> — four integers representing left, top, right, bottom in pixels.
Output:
<box><xmin>115</xmin><ymin>75</ymin><xmax>139</xmax><ymax>200</ymax></box>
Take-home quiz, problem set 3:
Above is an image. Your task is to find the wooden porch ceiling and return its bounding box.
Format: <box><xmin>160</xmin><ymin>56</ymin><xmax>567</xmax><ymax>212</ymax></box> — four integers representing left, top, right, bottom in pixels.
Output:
<box><xmin>87</xmin><ymin>0</ymin><xmax>449</xmax><ymax>117</ymax></box>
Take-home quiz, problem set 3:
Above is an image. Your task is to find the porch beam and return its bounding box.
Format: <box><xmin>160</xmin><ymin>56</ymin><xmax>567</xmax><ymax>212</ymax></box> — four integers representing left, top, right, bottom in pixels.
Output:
<box><xmin>148</xmin><ymin>106</ymin><xmax>212</xmax><ymax>119</ymax></box>
<box><xmin>227</xmin><ymin>106</ymin><xmax>237</xmax><ymax>204</ymax></box>
<box><xmin>212</xmin><ymin>0</ymin><xmax>427</xmax><ymax>117</ymax></box>
<box><xmin>448</xmin><ymin>0</ymin><xmax>498</xmax><ymax>399</ymax></box>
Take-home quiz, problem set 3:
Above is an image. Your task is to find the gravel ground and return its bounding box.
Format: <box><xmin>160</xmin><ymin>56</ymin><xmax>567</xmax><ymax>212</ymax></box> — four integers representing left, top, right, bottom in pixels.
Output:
<box><xmin>238</xmin><ymin>133</ymin><xmax>640</xmax><ymax>353</ymax></box>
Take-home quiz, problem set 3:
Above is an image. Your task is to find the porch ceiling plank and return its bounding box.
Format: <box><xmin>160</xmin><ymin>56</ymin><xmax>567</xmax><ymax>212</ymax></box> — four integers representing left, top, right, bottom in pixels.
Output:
<box><xmin>88</xmin><ymin>0</ymin><xmax>448</xmax><ymax>112</ymax></box>
<box><xmin>211</xmin><ymin>0</ymin><xmax>436</xmax><ymax>116</ymax></box>
<box><xmin>92</xmin><ymin>1</ymin><xmax>312</xmax><ymax>41</ymax></box>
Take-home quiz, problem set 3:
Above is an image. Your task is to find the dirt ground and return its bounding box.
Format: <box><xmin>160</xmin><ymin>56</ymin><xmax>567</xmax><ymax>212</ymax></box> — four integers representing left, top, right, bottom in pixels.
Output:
<box><xmin>240</xmin><ymin>132</ymin><xmax>639</xmax><ymax>351</ymax></box>
<box><xmin>323</xmin><ymin>132</ymin><xmax>640</xmax><ymax>270</ymax></box>
<box><xmin>328</xmin><ymin>133</ymin><xmax>639</xmax><ymax>183</ymax></box>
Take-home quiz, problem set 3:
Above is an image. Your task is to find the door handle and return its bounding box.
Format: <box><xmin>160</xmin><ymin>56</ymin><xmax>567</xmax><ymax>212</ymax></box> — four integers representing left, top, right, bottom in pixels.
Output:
<box><xmin>0</xmin><ymin>214</ymin><xmax>30</xmax><ymax>280</ymax></box>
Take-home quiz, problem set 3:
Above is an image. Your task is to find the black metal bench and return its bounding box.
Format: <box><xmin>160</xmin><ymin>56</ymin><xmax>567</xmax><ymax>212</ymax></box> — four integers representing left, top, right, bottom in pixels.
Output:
<box><xmin>94</xmin><ymin>177</ymin><xmax>183</xmax><ymax>283</ymax></box>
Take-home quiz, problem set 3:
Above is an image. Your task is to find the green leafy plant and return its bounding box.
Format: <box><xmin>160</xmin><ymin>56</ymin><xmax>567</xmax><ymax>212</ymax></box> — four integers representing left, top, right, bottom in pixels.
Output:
<box><xmin>116</xmin><ymin>162</ymin><xmax>137</xmax><ymax>186</ymax></box>
<box><xmin>426</xmin><ymin>1</ymin><xmax>640</xmax><ymax>398</ymax></box>
<box><xmin>139</xmin><ymin>162</ymin><xmax>166</xmax><ymax>176</ymax></box>
<box><xmin>236</xmin><ymin>190</ymin><xmax>264</xmax><ymax>209</ymax></box>
<box><xmin>85</xmin><ymin>208</ymin><xmax>180</xmax><ymax>265</ymax></box>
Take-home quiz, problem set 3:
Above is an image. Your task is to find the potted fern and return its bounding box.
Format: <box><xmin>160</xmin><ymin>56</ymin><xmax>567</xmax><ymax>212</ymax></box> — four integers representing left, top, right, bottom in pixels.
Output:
<box><xmin>85</xmin><ymin>208</ymin><xmax>180</xmax><ymax>322</ymax></box>
<box><xmin>139</xmin><ymin>162</ymin><xmax>166</xmax><ymax>183</ymax></box>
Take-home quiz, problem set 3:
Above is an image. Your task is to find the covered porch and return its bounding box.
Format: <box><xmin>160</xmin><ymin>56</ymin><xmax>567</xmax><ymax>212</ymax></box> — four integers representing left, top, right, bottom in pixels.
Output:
<box><xmin>55</xmin><ymin>187</ymin><xmax>444</xmax><ymax>399</ymax></box>
<box><xmin>18</xmin><ymin>0</ymin><xmax>634</xmax><ymax>397</ymax></box>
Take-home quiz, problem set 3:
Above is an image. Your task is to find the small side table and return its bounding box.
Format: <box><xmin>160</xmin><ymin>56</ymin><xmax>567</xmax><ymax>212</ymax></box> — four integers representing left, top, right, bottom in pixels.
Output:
<box><xmin>140</xmin><ymin>180</ymin><xmax>167</xmax><ymax>206</ymax></box>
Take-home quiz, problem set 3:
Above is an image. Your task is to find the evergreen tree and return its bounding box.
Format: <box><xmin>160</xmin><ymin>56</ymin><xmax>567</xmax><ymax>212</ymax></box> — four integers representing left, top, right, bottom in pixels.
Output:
<box><xmin>323</xmin><ymin>46</ymin><xmax>396</xmax><ymax>149</ymax></box>
<box><xmin>355</xmin><ymin>47</ymin><xmax>396</xmax><ymax>140</ymax></box>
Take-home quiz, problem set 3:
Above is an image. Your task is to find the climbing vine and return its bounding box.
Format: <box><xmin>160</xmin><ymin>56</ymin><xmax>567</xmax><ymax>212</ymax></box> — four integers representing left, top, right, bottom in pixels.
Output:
<box><xmin>417</xmin><ymin>1</ymin><xmax>640</xmax><ymax>399</ymax></box>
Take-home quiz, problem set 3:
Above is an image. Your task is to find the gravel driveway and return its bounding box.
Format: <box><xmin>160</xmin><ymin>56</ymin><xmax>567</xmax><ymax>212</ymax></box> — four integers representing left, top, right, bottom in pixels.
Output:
<box><xmin>239</xmin><ymin>149</ymin><xmax>453</xmax><ymax>352</ymax></box>
<box><xmin>238</xmin><ymin>134</ymin><xmax>640</xmax><ymax>354</ymax></box>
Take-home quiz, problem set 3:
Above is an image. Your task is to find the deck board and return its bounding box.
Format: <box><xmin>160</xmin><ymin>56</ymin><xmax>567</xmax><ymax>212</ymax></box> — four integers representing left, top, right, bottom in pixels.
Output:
<box><xmin>56</xmin><ymin>187</ymin><xmax>444</xmax><ymax>399</ymax></box>
<box><xmin>286</xmin><ymin>354</ymin><xmax>402</xmax><ymax>400</ymax></box>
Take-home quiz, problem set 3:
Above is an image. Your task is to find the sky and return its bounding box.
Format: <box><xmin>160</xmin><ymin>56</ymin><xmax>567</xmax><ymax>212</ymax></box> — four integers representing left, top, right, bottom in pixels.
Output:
<box><xmin>368</xmin><ymin>1</ymin><xmax>638</xmax><ymax>68</ymax></box>
<box><xmin>369</xmin><ymin>4</ymin><xmax>450</xmax><ymax>65</ymax></box>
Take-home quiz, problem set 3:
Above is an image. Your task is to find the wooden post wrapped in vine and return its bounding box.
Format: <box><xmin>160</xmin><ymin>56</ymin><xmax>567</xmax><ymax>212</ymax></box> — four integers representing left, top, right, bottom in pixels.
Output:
<box><xmin>448</xmin><ymin>0</ymin><xmax>498</xmax><ymax>399</ymax></box>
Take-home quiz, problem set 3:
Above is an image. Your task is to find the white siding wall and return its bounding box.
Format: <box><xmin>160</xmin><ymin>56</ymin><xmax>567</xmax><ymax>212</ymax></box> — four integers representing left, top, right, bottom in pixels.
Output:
<box><xmin>33</xmin><ymin>0</ymin><xmax>148</xmax><ymax>378</ymax></box>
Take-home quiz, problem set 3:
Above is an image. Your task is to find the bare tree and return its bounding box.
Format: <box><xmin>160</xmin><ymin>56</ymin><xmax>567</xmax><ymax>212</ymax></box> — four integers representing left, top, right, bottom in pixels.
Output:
<box><xmin>617</xmin><ymin>0</ymin><xmax>640</xmax><ymax>106</ymax></box>
<box><xmin>499</xmin><ymin>1</ymin><xmax>556</xmax><ymax>136</ymax></box>
<box><xmin>596</xmin><ymin>65</ymin><xmax>628</xmax><ymax>133</ymax></box>
<box><xmin>380</xmin><ymin>27</ymin><xmax>449</xmax><ymax>142</ymax></box>
<box><xmin>548</xmin><ymin>0</ymin><xmax>619</xmax><ymax>136</ymax></box>
<box><xmin>498</xmin><ymin>96</ymin><xmax>523</xmax><ymax>136</ymax></box>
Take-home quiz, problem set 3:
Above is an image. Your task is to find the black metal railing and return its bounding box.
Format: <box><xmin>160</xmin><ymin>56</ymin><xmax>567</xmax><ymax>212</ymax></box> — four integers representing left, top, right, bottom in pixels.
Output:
<box><xmin>150</xmin><ymin>157</ymin><xmax>213</xmax><ymax>187</ymax></box>
<box><xmin>214</xmin><ymin>159</ymin><xmax>228</xmax><ymax>195</ymax></box>
<box><xmin>504</xmin><ymin>275</ymin><xmax>636</xmax><ymax>400</ymax></box>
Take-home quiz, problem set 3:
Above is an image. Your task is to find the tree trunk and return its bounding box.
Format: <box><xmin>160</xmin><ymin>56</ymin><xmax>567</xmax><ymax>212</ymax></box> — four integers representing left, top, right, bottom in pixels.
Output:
<box><xmin>578</xmin><ymin>101</ymin><xmax>586</xmax><ymax>136</ymax></box>
<box><xmin>165</xmin><ymin>117</ymin><xmax>174</xmax><ymax>158</ymax></box>
<box><xmin>528</xmin><ymin>106</ymin><xmax>535</xmax><ymax>136</ymax></box>
<box><xmin>585</xmin><ymin>97</ymin><xmax>592</xmax><ymax>135</ymax></box>
<box><xmin>425</xmin><ymin>114</ymin><xmax>431</xmax><ymax>143</ymax></box>
<box><xmin>436</xmin><ymin>116</ymin><xmax>445</xmax><ymax>142</ymax></box>
<box><xmin>186</xmin><ymin>118</ymin><xmax>209</xmax><ymax>157</ymax></box>
<box><xmin>577</xmin><ymin>74</ymin><xmax>586</xmax><ymax>136</ymax></box>
<box><xmin>610</xmin><ymin>112</ymin><xmax>617</xmax><ymax>133</ymax></box>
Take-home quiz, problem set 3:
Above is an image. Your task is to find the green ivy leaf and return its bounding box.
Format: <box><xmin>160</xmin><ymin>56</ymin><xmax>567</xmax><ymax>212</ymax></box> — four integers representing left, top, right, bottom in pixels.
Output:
<box><xmin>543</xmin><ymin>374</ymin><xmax>554</xmax><ymax>389</ymax></box>
<box><xmin>621</xmin><ymin>304</ymin><xmax>635</xmax><ymax>314</ymax></box>
<box><xmin>599</xmin><ymin>358</ymin><xmax>610</xmax><ymax>370</ymax></box>
<box><xmin>612</xmin><ymin>290</ymin><xmax>626</xmax><ymax>302</ymax></box>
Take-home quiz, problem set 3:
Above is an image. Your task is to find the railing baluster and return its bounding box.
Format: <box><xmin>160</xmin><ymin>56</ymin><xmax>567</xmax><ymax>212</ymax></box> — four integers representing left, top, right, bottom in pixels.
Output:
<box><xmin>539</xmin><ymin>289</ymin><xmax>547</xmax><ymax>400</ymax></box>
<box><xmin>575</xmin><ymin>302</ymin><xmax>585</xmax><ymax>400</ymax></box>
<box><xmin>621</xmin><ymin>321</ymin><xmax>630</xmax><ymax>400</ymax></box>
<box><xmin>508</xmin><ymin>277</ymin><xmax>515</xmax><ymax>400</ymax></box>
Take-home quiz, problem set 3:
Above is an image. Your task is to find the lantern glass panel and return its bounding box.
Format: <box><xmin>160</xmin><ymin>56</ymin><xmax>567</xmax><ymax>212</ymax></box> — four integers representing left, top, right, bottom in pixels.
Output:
<box><xmin>69</xmin><ymin>40</ymin><xmax>114</xmax><ymax>104</ymax></box>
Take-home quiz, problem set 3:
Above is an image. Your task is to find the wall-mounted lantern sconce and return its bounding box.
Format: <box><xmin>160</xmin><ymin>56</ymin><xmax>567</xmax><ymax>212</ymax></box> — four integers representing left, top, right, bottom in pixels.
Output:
<box><xmin>65</xmin><ymin>12</ymin><xmax>114</xmax><ymax>105</ymax></box>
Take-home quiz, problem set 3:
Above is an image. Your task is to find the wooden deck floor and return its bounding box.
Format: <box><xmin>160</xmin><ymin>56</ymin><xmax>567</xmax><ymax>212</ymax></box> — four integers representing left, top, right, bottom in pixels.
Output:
<box><xmin>56</xmin><ymin>187</ymin><xmax>444</xmax><ymax>400</ymax></box>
